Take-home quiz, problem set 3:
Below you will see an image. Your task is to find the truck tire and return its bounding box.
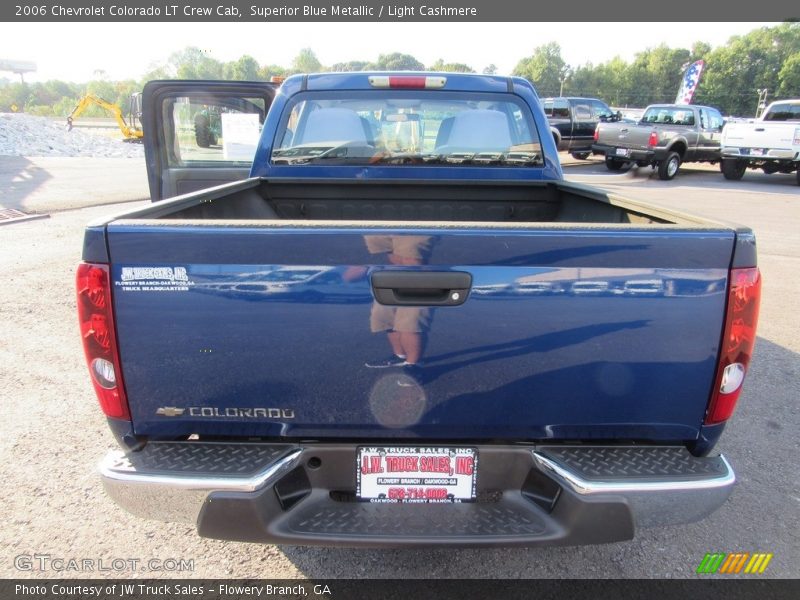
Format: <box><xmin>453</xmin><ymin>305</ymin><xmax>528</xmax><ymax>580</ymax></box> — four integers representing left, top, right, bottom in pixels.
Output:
<box><xmin>658</xmin><ymin>152</ymin><xmax>680</xmax><ymax>180</ymax></box>
<box><xmin>571</xmin><ymin>152</ymin><xmax>591</xmax><ymax>160</ymax></box>
<box><xmin>194</xmin><ymin>114</ymin><xmax>214</xmax><ymax>148</ymax></box>
<box><xmin>721</xmin><ymin>159</ymin><xmax>747</xmax><ymax>181</ymax></box>
<box><xmin>605</xmin><ymin>157</ymin><xmax>625</xmax><ymax>171</ymax></box>
<box><xmin>796</xmin><ymin>167</ymin><xmax>800</xmax><ymax>186</ymax></box>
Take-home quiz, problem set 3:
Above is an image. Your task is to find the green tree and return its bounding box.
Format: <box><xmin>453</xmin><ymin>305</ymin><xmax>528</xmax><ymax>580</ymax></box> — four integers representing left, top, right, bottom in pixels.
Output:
<box><xmin>697</xmin><ymin>23</ymin><xmax>800</xmax><ymax>115</ymax></box>
<box><xmin>483</xmin><ymin>64</ymin><xmax>498</xmax><ymax>75</ymax></box>
<box><xmin>225</xmin><ymin>55</ymin><xmax>261</xmax><ymax>80</ymax></box>
<box><xmin>0</xmin><ymin>82</ymin><xmax>31</xmax><ymax>112</ymax></box>
<box><xmin>167</xmin><ymin>46</ymin><xmax>224</xmax><ymax>79</ymax></box>
<box><xmin>429</xmin><ymin>59</ymin><xmax>475</xmax><ymax>73</ymax></box>
<box><xmin>370</xmin><ymin>53</ymin><xmax>424</xmax><ymax>71</ymax></box>
<box><xmin>141</xmin><ymin>62</ymin><xmax>171</xmax><ymax>81</ymax></box>
<box><xmin>257</xmin><ymin>64</ymin><xmax>289</xmax><ymax>80</ymax></box>
<box><xmin>777</xmin><ymin>53</ymin><xmax>800</xmax><ymax>96</ymax></box>
<box><xmin>329</xmin><ymin>60</ymin><xmax>370</xmax><ymax>72</ymax></box>
<box><xmin>512</xmin><ymin>43</ymin><xmax>567</xmax><ymax>96</ymax></box>
<box><xmin>291</xmin><ymin>48</ymin><xmax>323</xmax><ymax>74</ymax></box>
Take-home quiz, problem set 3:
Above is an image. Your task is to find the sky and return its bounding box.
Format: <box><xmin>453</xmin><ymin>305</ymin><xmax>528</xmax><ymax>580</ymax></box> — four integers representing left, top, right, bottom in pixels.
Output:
<box><xmin>0</xmin><ymin>22</ymin><xmax>778</xmax><ymax>83</ymax></box>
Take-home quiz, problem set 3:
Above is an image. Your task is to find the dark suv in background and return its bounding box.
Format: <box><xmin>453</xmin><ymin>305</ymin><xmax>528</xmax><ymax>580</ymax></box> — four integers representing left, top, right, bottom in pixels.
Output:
<box><xmin>543</xmin><ymin>97</ymin><xmax>621</xmax><ymax>159</ymax></box>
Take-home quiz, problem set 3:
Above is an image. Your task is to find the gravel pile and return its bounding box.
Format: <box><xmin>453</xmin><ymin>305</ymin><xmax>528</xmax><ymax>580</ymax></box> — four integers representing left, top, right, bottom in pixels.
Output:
<box><xmin>0</xmin><ymin>113</ymin><xmax>144</xmax><ymax>158</ymax></box>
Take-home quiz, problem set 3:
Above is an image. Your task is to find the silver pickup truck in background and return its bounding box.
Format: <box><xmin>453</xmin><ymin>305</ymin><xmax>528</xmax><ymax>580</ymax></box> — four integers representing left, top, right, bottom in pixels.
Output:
<box><xmin>592</xmin><ymin>104</ymin><xmax>725</xmax><ymax>180</ymax></box>
<box><xmin>720</xmin><ymin>100</ymin><xmax>800</xmax><ymax>185</ymax></box>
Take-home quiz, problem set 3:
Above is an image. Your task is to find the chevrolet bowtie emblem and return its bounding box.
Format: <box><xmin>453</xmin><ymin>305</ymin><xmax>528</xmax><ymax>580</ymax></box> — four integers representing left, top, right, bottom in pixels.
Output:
<box><xmin>156</xmin><ymin>406</ymin><xmax>186</xmax><ymax>417</ymax></box>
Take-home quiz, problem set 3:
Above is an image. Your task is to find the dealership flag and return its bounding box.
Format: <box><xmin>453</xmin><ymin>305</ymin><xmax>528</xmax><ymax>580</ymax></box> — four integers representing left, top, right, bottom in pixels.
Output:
<box><xmin>675</xmin><ymin>60</ymin><xmax>705</xmax><ymax>105</ymax></box>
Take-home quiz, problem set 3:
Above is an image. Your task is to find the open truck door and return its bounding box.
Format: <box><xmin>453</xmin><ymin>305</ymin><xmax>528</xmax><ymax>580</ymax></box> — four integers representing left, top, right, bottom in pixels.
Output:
<box><xmin>142</xmin><ymin>80</ymin><xmax>278</xmax><ymax>201</ymax></box>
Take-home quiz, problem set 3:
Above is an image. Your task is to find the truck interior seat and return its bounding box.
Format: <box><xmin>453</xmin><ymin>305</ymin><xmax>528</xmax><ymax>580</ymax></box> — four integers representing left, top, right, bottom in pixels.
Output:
<box><xmin>434</xmin><ymin>117</ymin><xmax>455</xmax><ymax>149</ymax></box>
<box><xmin>436</xmin><ymin>109</ymin><xmax>512</xmax><ymax>151</ymax></box>
<box><xmin>299</xmin><ymin>108</ymin><xmax>371</xmax><ymax>145</ymax></box>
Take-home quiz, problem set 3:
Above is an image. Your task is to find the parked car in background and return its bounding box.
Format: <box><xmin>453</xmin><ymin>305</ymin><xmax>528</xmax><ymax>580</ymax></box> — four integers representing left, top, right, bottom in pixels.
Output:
<box><xmin>593</xmin><ymin>104</ymin><xmax>725</xmax><ymax>180</ymax></box>
<box><xmin>720</xmin><ymin>99</ymin><xmax>800</xmax><ymax>185</ymax></box>
<box><xmin>542</xmin><ymin>96</ymin><xmax>620</xmax><ymax>160</ymax></box>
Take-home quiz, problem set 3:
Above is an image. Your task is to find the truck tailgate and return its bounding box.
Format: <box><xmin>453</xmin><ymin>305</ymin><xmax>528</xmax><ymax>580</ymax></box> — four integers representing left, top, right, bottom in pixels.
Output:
<box><xmin>598</xmin><ymin>124</ymin><xmax>653</xmax><ymax>151</ymax></box>
<box><xmin>107</xmin><ymin>223</ymin><xmax>733</xmax><ymax>442</ymax></box>
<box><xmin>723</xmin><ymin>122</ymin><xmax>796</xmax><ymax>149</ymax></box>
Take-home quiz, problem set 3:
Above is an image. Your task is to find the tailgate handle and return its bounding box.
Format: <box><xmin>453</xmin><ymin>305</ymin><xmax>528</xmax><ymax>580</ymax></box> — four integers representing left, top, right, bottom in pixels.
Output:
<box><xmin>755</xmin><ymin>127</ymin><xmax>765</xmax><ymax>132</ymax></box>
<box><xmin>371</xmin><ymin>271</ymin><xmax>472</xmax><ymax>306</ymax></box>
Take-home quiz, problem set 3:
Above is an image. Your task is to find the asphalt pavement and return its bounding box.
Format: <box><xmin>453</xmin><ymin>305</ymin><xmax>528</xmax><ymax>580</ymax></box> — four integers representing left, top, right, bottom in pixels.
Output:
<box><xmin>0</xmin><ymin>154</ymin><xmax>797</xmax><ymax>579</ymax></box>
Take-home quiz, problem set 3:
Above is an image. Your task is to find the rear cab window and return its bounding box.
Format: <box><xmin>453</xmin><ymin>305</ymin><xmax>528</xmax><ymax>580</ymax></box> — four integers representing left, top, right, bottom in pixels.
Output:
<box><xmin>763</xmin><ymin>103</ymin><xmax>800</xmax><ymax>121</ymax></box>
<box><xmin>641</xmin><ymin>107</ymin><xmax>696</xmax><ymax>126</ymax></box>
<box><xmin>271</xmin><ymin>91</ymin><xmax>544</xmax><ymax>168</ymax></box>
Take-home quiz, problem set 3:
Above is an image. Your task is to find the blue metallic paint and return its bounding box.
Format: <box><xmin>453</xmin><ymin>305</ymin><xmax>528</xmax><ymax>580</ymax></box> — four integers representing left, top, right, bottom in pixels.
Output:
<box><xmin>107</xmin><ymin>225</ymin><xmax>731</xmax><ymax>442</ymax></box>
<box><xmin>93</xmin><ymin>73</ymin><xmax>741</xmax><ymax>448</ymax></box>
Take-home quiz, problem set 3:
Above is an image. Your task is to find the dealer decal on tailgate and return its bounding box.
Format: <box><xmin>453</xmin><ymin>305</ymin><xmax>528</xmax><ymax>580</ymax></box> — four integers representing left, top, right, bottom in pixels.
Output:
<box><xmin>357</xmin><ymin>447</ymin><xmax>477</xmax><ymax>503</ymax></box>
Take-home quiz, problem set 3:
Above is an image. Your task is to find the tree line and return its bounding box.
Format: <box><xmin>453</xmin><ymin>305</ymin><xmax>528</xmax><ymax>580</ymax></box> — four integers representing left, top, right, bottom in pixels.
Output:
<box><xmin>1</xmin><ymin>23</ymin><xmax>797</xmax><ymax>118</ymax></box>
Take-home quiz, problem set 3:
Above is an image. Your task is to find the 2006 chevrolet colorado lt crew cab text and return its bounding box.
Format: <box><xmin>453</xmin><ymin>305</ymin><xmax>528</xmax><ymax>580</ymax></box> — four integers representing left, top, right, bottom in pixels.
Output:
<box><xmin>78</xmin><ymin>73</ymin><xmax>760</xmax><ymax>547</ymax></box>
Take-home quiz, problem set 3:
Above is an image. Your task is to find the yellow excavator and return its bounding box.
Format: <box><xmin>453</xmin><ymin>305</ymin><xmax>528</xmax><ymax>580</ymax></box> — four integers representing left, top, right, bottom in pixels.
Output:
<box><xmin>66</xmin><ymin>92</ymin><xmax>144</xmax><ymax>142</ymax></box>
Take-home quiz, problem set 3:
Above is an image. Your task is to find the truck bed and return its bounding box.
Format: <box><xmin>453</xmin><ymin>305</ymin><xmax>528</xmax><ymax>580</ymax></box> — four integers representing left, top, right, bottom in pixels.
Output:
<box><xmin>113</xmin><ymin>178</ymin><xmax>692</xmax><ymax>225</ymax></box>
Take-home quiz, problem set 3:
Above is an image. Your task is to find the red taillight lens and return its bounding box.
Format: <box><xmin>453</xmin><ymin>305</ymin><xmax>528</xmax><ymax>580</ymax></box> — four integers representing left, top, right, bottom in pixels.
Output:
<box><xmin>76</xmin><ymin>263</ymin><xmax>130</xmax><ymax>420</ymax></box>
<box><xmin>705</xmin><ymin>267</ymin><xmax>761</xmax><ymax>424</ymax></box>
<box><xmin>648</xmin><ymin>131</ymin><xmax>658</xmax><ymax>147</ymax></box>
<box><xmin>593</xmin><ymin>127</ymin><xmax>599</xmax><ymax>142</ymax></box>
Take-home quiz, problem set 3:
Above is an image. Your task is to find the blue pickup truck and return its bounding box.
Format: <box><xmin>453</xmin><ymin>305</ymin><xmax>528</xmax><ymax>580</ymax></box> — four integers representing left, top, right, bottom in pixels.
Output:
<box><xmin>78</xmin><ymin>73</ymin><xmax>761</xmax><ymax>547</ymax></box>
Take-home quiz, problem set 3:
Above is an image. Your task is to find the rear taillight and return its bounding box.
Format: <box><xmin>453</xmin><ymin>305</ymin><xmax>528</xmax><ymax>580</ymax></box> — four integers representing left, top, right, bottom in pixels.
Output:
<box><xmin>593</xmin><ymin>127</ymin><xmax>599</xmax><ymax>142</ymax></box>
<box><xmin>76</xmin><ymin>262</ymin><xmax>129</xmax><ymax>419</ymax></box>
<box><xmin>705</xmin><ymin>267</ymin><xmax>761</xmax><ymax>424</ymax></box>
<box><xmin>793</xmin><ymin>127</ymin><xmax>800</xmax><ymax>145</ymax></box>
<box><xmin>368</xmin><ymin>76</ymin><xmax>446</xmax><ymax>89</ymax></box>
<box><xmin>647</xmin><ymin>131</ymin><xmax>659</xmax><ymax>147</ymax></box>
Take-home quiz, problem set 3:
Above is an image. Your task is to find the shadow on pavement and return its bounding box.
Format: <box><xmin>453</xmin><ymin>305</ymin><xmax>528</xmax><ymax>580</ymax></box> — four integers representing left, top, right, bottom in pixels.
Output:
<box><xmin>0</xmin><ymin>156</ymin><xmax>52</xmax><ymax>212</ymax></box>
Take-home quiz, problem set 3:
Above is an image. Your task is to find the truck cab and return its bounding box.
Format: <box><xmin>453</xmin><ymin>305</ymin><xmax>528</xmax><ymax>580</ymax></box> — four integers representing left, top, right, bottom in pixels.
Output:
<box><xmin>542</xmin><ymin>96</ymin><xmax>619</xmax><ymax>159</ymax></box>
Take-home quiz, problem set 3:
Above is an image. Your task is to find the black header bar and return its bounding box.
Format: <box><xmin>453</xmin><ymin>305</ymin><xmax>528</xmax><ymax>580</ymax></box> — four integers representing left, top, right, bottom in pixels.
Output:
<box><xmin>2</xmin><ymin>0</ymin><xmax>798</xmax><ymax>22</ymax></box>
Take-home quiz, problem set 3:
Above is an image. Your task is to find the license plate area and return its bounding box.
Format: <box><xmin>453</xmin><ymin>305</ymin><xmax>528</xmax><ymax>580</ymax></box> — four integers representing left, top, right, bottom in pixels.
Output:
<box><xmin>356</xmin><ymin>446</ymin><xmax>477</xmax><ymax>503</ymax></box>
<box><xmin>615</xmin><ymin>147</ymin><xmax>630</xmax><ymax>157</ymax></box>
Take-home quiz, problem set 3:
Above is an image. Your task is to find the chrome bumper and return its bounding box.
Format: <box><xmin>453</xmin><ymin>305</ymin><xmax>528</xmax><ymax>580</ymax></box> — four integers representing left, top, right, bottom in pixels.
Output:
<box><xmin>532</xmin><ymin>449</ymin><xmax>735</xmax><ymax>527</ymax></box>
<box><xmin>99</xmin><ymin>445</ymin><xmax>302</xmax><ymax>523</ymax></box>
<box><xmin>99</xmin><ymin>443</ymin><xmax>735</xmax><ymax>539</ymax></box>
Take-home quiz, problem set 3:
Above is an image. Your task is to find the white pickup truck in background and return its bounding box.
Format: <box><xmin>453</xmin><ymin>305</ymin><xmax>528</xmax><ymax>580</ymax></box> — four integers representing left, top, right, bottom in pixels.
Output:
<box><xmin>720</xmin><ymin>99</ymin><xmax>800</xmax><ymax>184</ymax></box>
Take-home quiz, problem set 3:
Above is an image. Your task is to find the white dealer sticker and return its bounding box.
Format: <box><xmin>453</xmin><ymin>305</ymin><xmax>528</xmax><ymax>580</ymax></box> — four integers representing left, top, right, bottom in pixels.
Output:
<box><xmin>357</xmin><ymin>447</ymin><xmax>477</xmax><ymax>503</ymax></box>
<box><xmin>116</xmin><ymin>266</ymin><xmax>195</xmax><ymax>292</ymax></box>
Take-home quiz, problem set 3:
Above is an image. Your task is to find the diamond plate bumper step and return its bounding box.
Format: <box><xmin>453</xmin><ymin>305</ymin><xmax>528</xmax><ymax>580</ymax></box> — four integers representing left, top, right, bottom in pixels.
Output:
<box><xmin>100</xmin><ymin>443</ymin><xmax>735</xmax><ymax>547</ymax></box>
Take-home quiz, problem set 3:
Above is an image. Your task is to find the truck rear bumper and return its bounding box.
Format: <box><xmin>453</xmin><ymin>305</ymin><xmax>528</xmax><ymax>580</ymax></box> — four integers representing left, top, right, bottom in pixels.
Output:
<box><xmin>99</xmin><ymin>443</ymin><xmax>734</xmax><ymax>547</ymax></box>
<box><xmin>721</xmin><ymin>146</ymin><xmax>799</xmax><ymax>161</ymax></box>
<box><xmin>592</xmin><ymin>143</ymin><xmax>661</xmax><ymax>162</ymax></box>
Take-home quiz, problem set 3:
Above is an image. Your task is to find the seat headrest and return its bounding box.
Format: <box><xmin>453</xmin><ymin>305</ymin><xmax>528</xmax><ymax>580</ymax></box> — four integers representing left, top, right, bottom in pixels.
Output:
<box><xmin>300</xmin><ymin>108</ymin><xmax>368</xmax><ymax>144</ymax></box>
<box><xmin>438</xmin><ymin>109</ymin><xmax>512</xmax><ymax>151</ymax></box>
